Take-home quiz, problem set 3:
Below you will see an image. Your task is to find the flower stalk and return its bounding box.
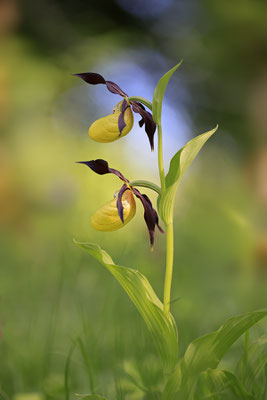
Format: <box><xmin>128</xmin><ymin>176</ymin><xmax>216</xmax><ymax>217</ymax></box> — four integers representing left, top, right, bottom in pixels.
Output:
<box><xmin>156</xmin><ymin>120</ymin><xmax>173</xmax><ymax>315</ymax></box>
<box><xmin>157</xmin><ymin>123</ymin><xmax>166</xmax><ymax>192</ymax></box>
<box><xmin>163</xmin><ymin>221</ymin><xmax>174</xmax><ymax>314</ymax></box>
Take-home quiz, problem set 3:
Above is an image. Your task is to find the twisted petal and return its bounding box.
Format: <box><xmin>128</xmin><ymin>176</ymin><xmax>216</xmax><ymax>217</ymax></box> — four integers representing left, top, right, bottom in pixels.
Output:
<box><xmin>132</xmin><ymin>188</ymin><xmax>164</xmax><ymax>247</ymax></box>
<box><xmin>77</xmin><ymin>159</ymin><xmax>128</xmax><ymax>182</ymax></box>
<box><xmin>131</xmin><ymin>101</ymin><xmax>156</xmax><ymax>151</ymax></box>
<box><xmin>118</xmin><ymin>99</ymin><xmax>130</xmax><ymax>136</ymax></box>
<box><xmin>116</xmin><ymin>183</ymin><xmax>129</xmax><ymax>223</ymax></box>
<box><xmin>91</xmin><ymin>189</ymin><xmax>136</xmax><ymax>231</ymax></box>
<box><xmin>74</xmin><ymin>72</ymin><xmax>128</xmax><ymax>97</ymax></box>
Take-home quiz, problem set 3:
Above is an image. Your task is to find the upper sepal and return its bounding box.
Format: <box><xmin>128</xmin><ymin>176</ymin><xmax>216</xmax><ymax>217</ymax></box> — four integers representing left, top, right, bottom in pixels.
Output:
<box><xmin>77</xmin><ymin>159</ymin><xmax>128</xmax><ymax>182</ymax></box>
<box><xmin>74</xmin><ymin>72</ymin><xmax>127</xmax><ymax>97</ymax></box>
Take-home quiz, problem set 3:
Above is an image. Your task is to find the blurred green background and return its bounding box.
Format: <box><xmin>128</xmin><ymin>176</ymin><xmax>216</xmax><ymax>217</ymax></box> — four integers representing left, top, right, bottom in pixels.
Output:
<box><xmin>0</xmin><ymin>0</ymin><xmax>267</xmax><ymax>398</ymax></box>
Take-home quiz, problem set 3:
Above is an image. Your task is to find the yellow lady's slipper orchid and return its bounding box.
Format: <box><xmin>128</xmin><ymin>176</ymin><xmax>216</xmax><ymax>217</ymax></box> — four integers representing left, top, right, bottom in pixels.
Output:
<box><xmin>89</xmin><ymin>101</ymin><xmax>134</xmax><ymax>143</ymax></box>
<box><xmin>78</xmin><ymin>159</ymin><xmax>164</xmax><ymax>246</ymax></box>
<box><xmin>74</xmin><ymin>72</ymin><xmax>156</xmax><ymax>150</ymax></box>
<box><xmin>91</xmin><ymin>189</ymin><xmax>136</xmax><ymax>231</ymax></box>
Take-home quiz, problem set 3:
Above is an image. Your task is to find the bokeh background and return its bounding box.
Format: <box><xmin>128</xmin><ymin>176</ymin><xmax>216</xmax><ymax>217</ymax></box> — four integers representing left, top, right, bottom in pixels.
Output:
<box><xmin>0</xmin><ymin>0</ymin><xmax>267</xmax><ymax>398</ymax></box>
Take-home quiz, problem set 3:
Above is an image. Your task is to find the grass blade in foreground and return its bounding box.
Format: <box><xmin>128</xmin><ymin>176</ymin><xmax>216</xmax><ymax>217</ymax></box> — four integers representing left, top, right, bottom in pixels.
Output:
<box><xmin>163</xmin><ymin>309</ymin><xmax>267</xmax><ymax>398</ymax></box>
<box><xmin>191</xmin><ymin>369</ymin><xmax>253</xmax><ymax>400</ymax></box>
<box><xmin>159</xmin><ymin>126</ymin><xmax>218</xmax><ymax>223</ymax></box>
<box><xmin>77</xmin><ymin>396</ymin><xmax>107</xmax><ymax>400</ymax></box>
<box><xmin>236</xmin><ymin>334</ymin><xmax>267</xmax><ymax>398</ymax></box>
<box><xmin>74</xmin><ymin>240</ymin><xmax>178</xmax><ymax>373</ymax></box>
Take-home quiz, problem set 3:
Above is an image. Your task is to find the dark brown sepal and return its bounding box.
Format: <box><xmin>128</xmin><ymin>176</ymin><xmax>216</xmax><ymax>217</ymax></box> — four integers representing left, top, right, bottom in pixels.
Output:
<box><xmin>73</xmin><ymin>72</ymin><xmax>127</xmax><ymax>97</ymax></box>
<box><xmin>77</xmin><ymin>159</ymin><xmax>128</xmax><ymax>182</ymax></box>
<box><xmin>73</xmin><ymin>72</ymin><xmax>106</xmax><ymax>85</ymax></box>
<box><xmin>131</xmin><ymin>101</ymin><xmax>156</xmax><ymax>151</ymax></box>
<box><xmin>132</xmin><ymin>188</ymin><xmax>163</xmax><ymax>247</ymax></box>
<box><xmin>106</xmin><ymin>81</ymin><xmax>128</xmax><ymax>97</ymax></box>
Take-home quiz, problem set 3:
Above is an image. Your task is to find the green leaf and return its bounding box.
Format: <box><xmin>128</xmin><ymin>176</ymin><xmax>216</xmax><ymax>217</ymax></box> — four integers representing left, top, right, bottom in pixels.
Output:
<box><xmin>152</xmin><ymin>61</ymin><xmax>182</xmax><ymax>125</ymax></box>
<box><xmin>184</xmin><ymin>309</ymin><xmax>267</xmax><ymax>374</ymax></box>
<box><xmin>159</xmin><ymin>126</ymin><xmax>218</xmax><ymax>223</ymax></box>
<box><xmin>236</xmin><ymin>335</ymin><xmax>267</xmax><ymax>397</ymax></box>
<box><xmin>74</xmin><ymin>240</ymin><xmax>178</xmax><ymax>373</ymax></box>
<box><xmin>190</xmin><ymin>369</ymin><xmax>253</xmax><ymax>400</ymax></box>
<box><xmin>163</xmin><ymin>309</ymin><xmax>267</xmax><ymax>398</ymax></box>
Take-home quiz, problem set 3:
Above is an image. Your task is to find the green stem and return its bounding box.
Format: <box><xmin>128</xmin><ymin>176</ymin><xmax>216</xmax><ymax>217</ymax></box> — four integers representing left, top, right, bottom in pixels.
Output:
<box><xmin>157</xmin><ymin>124</ymin><xmax>166</xmax><ymax>192</ymax></box>
<box><xmin>131</xmin><ymin>109</ymin><xmax>174</xmax><ymax>313</ymax></box>
<box><xmin>156</xmin><ymin>122</ymin><xmax>174</xmax><ymax>314</ymax></box>
<box><xmin>163</xmin><ymin>222</ymin><xmax>174</xmax><ymax>314</ymax></box>
<box><xmin>127</xmin><ymin>96</ymin><xmax>153</xmax><ymax>111</ymax></box>
<box><xmin>130</xmin><ymin>180</ymin><xmax>161</xmax><ymax>195</ymax></box>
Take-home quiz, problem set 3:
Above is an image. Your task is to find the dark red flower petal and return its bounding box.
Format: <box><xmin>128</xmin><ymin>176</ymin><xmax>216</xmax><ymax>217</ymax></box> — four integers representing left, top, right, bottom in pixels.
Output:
<box><xmin>118</xmin><ymin>99</ymin><xmax>130</xmax><ymax>135</ymax></box>
<box><xmin>138</xmin><ymin>118</ymin><xmax>145</xmax><ymax>128</ymax></box>
<box><xmin>73</xmin><ymin>72</ymin><xmax>106</xmax><ymax>85</ymax></box>
<box><xmin>74</xmin><ymin>72</ymin><xmax>127</xmax><ymax>97</ymax></box>
<box><xmin>131</xmin><ymin>101</ymin><xmax>156</xmax><ymax>151</ymax></box>
<box><xmin>77</xmin><ymin>159</ymin><xmax>128</xmax><ymax>182</ymax></box>
<box><xmin>132</xmin><ymin>188</ymin><xmax>164</xmax><ymax>247</ymax></box>
<box><xmin>116</xmin><ymin>184</ymin><xmax>129</xmax><ymax>223</ymax></box>
<box><xmin>106</xmin><ymin>81</ymin><xmax>128</xmax><ymax>97</ymax></box>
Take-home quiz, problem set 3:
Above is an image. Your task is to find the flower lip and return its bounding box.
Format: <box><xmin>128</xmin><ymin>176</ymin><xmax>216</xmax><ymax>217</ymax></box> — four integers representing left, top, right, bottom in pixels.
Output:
<box><xmin>90</xmin><ymin>189</ymin><xmax>136</xmax><ymax>232</ymax></box>
<box><xmin>74</xmin><ymin>72</ymin><xmax>156</xmax><ymax>150</ymax></box>
<box><xmin>78</xmin><ymin>158</ymin><xmax>164</xmax><ymax>247</ymax></box>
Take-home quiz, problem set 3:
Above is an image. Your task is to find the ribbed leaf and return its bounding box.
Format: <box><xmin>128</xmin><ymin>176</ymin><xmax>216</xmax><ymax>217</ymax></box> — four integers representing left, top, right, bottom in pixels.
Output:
<box><xmin>190</xmin><ymin>369</ymin><xmax>253</xmax><ymax>400</ymax></box>
<box><xmin>236</xmin><ymin>334</ymin><xmax>267</xmax><ymax>398</ymax></box>
<box><xmin>159</xmin><ymin>126</ymin><xmax>218</xmax><ymax>223</ymax></box>
<box><xmin>184</xmin><ymin>309</ymin><xmax>267</xmax><ymax>374</ymax></box>
<box><xmin>163</xmin><ymin>309</ymin><xmax>267</xmax><ymax>398</ymax></box>
<box><xmin>74</xmin><ymin>240</ymin><xmax>178</xmax><ymax>373</ymax></box>
<box><xmin>152</xmin><ymin>61</ymin><xmax>182</xmax><ymax>125</ymax></box>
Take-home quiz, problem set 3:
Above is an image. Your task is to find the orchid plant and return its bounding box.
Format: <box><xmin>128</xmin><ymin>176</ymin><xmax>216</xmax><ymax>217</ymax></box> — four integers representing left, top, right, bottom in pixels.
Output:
<box><xmin>71</xmin><ymin>64</ymin><xmax>267</xmax><ymax>400</ymax></box>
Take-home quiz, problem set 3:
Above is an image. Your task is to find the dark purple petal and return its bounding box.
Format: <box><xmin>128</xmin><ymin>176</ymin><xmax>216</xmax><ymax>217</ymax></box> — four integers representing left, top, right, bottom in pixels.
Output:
<box><xmin>153</xmin><ymin>208</ymin><xmax>165</xmax><ymax>233</ymax></box>
<box><xmin>73</xmin><ymin>72</ymin><xmax>106</xmax><ymax>85</ymax></box>
<box><xmin>109</xmin><ymin>167</ymin><xmax>129</xmax><ymax>182</ymax></box>
<box><xmin>73</xmin><ymin>72</ymin><xmax>127</xmax><ymax>97</ymax></box>
<box><xmin>132</xmin><ymin>188</ymin><xmax>164</xmax><ymax>247</ymax></box>
<box><xmin>77</xmin><ymin>159</ymin><xmax>128</xmax><ymax>182</ymax></box>
<box><xmin>142</xmin><ymin>194</ymin><xmax>165</xmax><ymax>234</ymax></box>
<box><xmin>131</xmin><ymin>101</ymin><xmax>156</xmax><ymax>151</ymax></box>
<box><xmin>118</xmin><ymin>99</ymin><xmax>129</xmax><ymax>135</ymax></box>
<box><xmin>77</xmin><ymin>159</ymin><xmax>110</xmax><ymax>174</ymax></box>
<box><xmin>106</xmin><ymin>81</ymin><xmax>128</xmax><ymax>97</ymax></box>
<box><xmin>116</xmin><ymin>184</ymin><xmax>129</xmax><ymax>223</ymax></box>
<box><xmin>138</xmin><ymin>118</ymin><xmax>145</xmax><ymax>128</ymax></box>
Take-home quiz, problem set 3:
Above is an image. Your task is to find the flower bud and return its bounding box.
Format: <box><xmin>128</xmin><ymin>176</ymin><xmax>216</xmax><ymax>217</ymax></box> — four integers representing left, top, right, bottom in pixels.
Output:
<box><xmin>89</xmin><ymin>101</ymin><xmax>133</xmax><ymax>143</ymax></box>
<box><xmin>91</xmin><ymin>189</ymin><xmax>136</xmax><ymax>231</ymax></box>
